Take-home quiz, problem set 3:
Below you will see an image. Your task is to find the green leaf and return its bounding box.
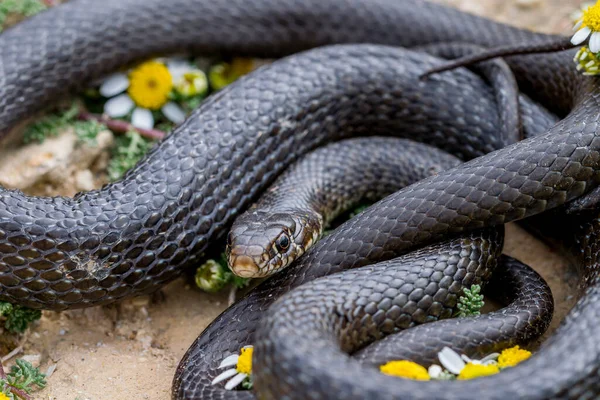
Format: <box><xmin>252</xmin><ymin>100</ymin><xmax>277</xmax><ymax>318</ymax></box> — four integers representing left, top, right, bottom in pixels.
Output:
<box><xmin>0</xmin><ymin>302</ymin><xmax>41</xmax><ymax>333</ymax></box>
<box><xmin>6</xmin><ymin>359</ymin><xmax>46</xmax><ymax>394</ymax></box>
<box><xmin>241</xmin><ymin>376</ymin><xmax>253</xmax><ymax>390</ymax></box>
<box><xmin>0</xmin><ymin>302</ymin><xmax>13</xmax><ymax>316</ymax></box>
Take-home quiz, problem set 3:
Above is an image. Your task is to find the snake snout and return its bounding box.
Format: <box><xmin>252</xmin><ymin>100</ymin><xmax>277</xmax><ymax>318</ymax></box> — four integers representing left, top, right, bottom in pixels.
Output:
<box><xmin>230</xmin><ymin>255</ymin><xmax>260</xmax><ymax>278</ymax></box>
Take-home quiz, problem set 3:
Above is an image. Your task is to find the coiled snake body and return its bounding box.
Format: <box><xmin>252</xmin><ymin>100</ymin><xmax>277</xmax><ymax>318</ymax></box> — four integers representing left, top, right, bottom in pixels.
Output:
<box><xmin>0</xmin><ymin>0</ymin><xmax>599</xmax><ymax>399</ymax></box>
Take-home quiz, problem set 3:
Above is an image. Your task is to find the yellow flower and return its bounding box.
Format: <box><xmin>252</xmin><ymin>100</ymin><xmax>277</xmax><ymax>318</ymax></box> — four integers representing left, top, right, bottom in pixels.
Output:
<box><xmin>209</xmin><ymin>58</ymin><xmax>256</xmax><ymax>91</ymax></box>
<box><xmin>583</xmin><ymin>2</ymin><xmax>600</xmax><ymax>32</ymax></box>
<box><xmin>457</xmin><ymin>363</ymin><xmax>500</xmax><ymax>380</ymax></box>
<box><xmin>380</xmin><ymin>360</ymin><xmax>431</xmax><ymax>381</ymax></box>
<box><xmin>572</xmin><ymin>1</ymin><xmax>600</xmax><ymax>52</ymax></box>
<box><xmin>236</xmin><ymin>346</ymin><xmax>253</xmax><ymax>375</ymax></box>
<box><xmin>572</xmin><ymin>2</ymin><xmax>596</xmax><ymax>24</ymax></box>
<box><xmin>128</xmin><ymin>61</ymin><xmax>173</xmax><ymax>110</ymax></box>
<box><xmin>497</xmin><ymin>346</ymin><xmax>531</xmax><ymax>368</ymax></box>
<box><xmin>0</xmin><ymin>393</ymin><xmax>9</xmax><ymax>400</ymax></box>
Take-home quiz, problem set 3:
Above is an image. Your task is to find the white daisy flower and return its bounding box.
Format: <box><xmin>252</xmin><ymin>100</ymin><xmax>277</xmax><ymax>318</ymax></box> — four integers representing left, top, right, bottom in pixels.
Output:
<box><xmin>571</xmin><ymin>2</ymin><xmax>600</xmax><ymax>53</ymax></box>
<box><xmin>100</xmin><ymin>59</ymin><xmax>192</xmax><ymax>129</ymax></box>
<box><xmin>437</xmin><ymin>347</ymin><xmax>498</xmax><ymax>375</ymax></box>
<box><xmin>211</xmin><ymin>345</ymin><xmax>253</xmax><ymax>390</ymax></box>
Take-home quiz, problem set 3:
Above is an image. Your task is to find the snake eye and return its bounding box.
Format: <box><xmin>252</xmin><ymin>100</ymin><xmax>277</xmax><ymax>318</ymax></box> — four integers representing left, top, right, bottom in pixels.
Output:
<box><xmin>275</xmin><ymin>233</ymin><xmax>290</xmax><ymax>252</ymax></box>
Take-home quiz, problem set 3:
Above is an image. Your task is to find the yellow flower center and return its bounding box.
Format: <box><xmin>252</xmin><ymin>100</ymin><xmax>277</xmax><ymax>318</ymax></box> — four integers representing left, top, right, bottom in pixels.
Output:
<box><xmin>0</xmin><ymin>393</ymin><xmax>10</xmax><ymax>400</ymax></box>
<box><xmin>582</xmin><ymin>3</ymin><xmax>600</xmax><ymax>32</ymax></box>
<box><xmin>128</xmin><ymin>61</ymin><xmax>173</xmax><ymax>110</ymax></box>
<box><xmin>457</xmin><ymin>363</ymin><xmax>500</xmax><ymax>380</ymax></box>
<box><xmin>379</xmin><ymin>360</ymin><xmax>430</xmax><ymax>381</ymax></box>
<box><xmin>498</xmin><ymin>346</ymin><xmax>531</xmax><ymax>368</ymax></box>
<box><xmin>236</xmin><ymin>346</ymin><xmax>253</xmax><ymax>375</ymax></box>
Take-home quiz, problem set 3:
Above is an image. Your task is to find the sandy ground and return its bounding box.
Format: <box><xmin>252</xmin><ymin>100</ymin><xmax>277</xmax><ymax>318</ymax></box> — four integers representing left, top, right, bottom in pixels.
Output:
<box><xmin>0</xmin><ymin>0</ymin><xmax>585</xmax><ymax>399</ymax></box>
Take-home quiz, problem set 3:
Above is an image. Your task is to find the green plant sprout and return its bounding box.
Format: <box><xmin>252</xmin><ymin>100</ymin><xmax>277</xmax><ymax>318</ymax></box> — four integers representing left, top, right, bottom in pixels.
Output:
<box><xmin>0</xmin><ymin>358</ymin><xmax>46</xmax><ymax>399</ymax></box>
<box><xmin>456</xmin><ymin>284</ymin><xmax>485</xmax><ymax>317</ymax></box>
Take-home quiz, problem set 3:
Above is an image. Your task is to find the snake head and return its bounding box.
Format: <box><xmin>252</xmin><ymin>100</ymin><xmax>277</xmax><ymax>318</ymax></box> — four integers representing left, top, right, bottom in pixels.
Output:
<box><xmin>226</xmin><ymin>209</ymin><xmax>323</xmax><ymax>278</ymax></box>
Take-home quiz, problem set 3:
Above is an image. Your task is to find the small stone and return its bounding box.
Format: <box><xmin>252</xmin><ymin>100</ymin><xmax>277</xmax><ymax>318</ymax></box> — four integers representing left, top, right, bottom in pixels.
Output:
<box><xmin>131</xmin><ymin>296</ymin><xmax>151</xmax><ymax>308</ymax></box>
<box><xmin>75</xmin><ymin>169</ymin><xmax>95</xmax><ymax>191</ymax></box>
<box><xmin>45</xmin><ymin>363</ymin><xmax>57</xmax><ymax>378</ymax></box>
<box><xmin>136</xmin><ymin>330</ymin><xmax>153</xmax><ymax>350</ymax></box>
<box><xmin>21</xmin><ymin>354</ymin><xmax>41</xmax><ymax>368</ymax></box>
<box><xmin>516</xmin><ymin>0</ymin><xmax>541</xmax><ymax>8</ymax></box>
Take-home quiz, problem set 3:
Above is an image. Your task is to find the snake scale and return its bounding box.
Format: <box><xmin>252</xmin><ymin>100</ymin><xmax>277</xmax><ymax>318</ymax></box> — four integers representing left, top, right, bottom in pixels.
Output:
<box><xmin>0</xmin><ymin>0</ymin><xmax>599</xmax><ymax>399</ymax></box>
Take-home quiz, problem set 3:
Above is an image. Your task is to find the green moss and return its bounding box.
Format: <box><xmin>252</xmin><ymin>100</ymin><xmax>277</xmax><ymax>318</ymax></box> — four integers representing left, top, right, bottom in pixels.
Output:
<box><xmin>0</xmin><ymin>0</ymin><xmax>47</xmax><ymax>32</ymax></box>
<box><xmin>107</xmin><ymin>131</ymin><xmax>153</xmax><ymax>181</ymax></box>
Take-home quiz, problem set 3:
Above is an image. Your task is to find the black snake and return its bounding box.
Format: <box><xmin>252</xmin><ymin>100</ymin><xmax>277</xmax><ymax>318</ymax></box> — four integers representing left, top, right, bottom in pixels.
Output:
<box><xmin>226</xmin><ymin>137</ymin><xmax>464</xmax><ymax>277</ymax></box>
<box><xmin>0</xmin><ymin>0</ymin><xmax>599</xmax><ymax>399</ymax></box>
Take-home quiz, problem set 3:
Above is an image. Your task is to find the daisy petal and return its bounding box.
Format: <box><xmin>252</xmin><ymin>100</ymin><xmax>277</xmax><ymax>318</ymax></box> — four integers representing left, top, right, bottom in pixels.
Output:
<box><xmin>224</xmin><ymin>373</ymin><xmax>247</xmax><ymax>390</ymax></box>
<box><xmin>438</xmin><ymin>347</ymin><xmax>465</xmax><ymax>375</ymax></box>
<box><xmin>99</xmin><ymin>73</ymin><xmax>130</xmax><ymax>97</ymax></box>
<box><xmin>131</xmin><ymin>108</ymin><xmax>154</xmax><ymax>130</ymax></box>
<box><xmin>480</xmin><ymin>353</ymin><xmax>500</xmax><ymax>364</ymax></box>
<box><xmin>590</xmin><ymin>32</ymin><xmax>600</xmax><ymax>53</ymax></box>
<box><xmin>218</xmin><ymin>354</ymin><xmax>239</xmax><ymax>369</ymax></box>
<box><xmin>167</xmin><ymin>58</ymin><xmax>193</xmax><ymax>80</ymax></box>
<box><xmin>211</xmin><ymin>369</ymin><xmax>238</xmax><ymax>385</ymax></box>
<box><xmin>573</xmin><ymin>20</ymin><xmax>583</xmax><ymax>32</ymax></box>
<box><xmin>572</xmin><ymin>26</ymin><xmax>592</xmax><ymax>45</ymax></box>
<box><xmin>162</xmin><ymin>102</ymin><xmax>186</xmax><ymax>124</ymax></box>
<box><xmin>104</xmin><ymin>94</ymin><xmax>134</xmax><ymax>118</ymax></box>
<box><xmin>461</xmin><ymin>354</ymin><xmax>475</xmax><ymax>364</ymax></box>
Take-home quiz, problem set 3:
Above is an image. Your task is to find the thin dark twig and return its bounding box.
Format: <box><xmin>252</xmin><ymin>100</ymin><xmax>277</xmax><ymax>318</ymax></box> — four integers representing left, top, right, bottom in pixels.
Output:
<box><xmin>9</xmin><ymin>387</ymin><xmax>31</xmax><ymax>400</ymax></box>
<box><xmin>0</xmin><ymin>359</ymin><xmax>31</xmax><ymax>400</ymax></box>
<box><xmin>78</xmin><ymin>112</ymin><xmax>166</xmax><ymax>140</ymax></box>
<box><xmin>0</xmin><ymin>359</ymin><xmax>6</xmax><ymax>380</ymax></box>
